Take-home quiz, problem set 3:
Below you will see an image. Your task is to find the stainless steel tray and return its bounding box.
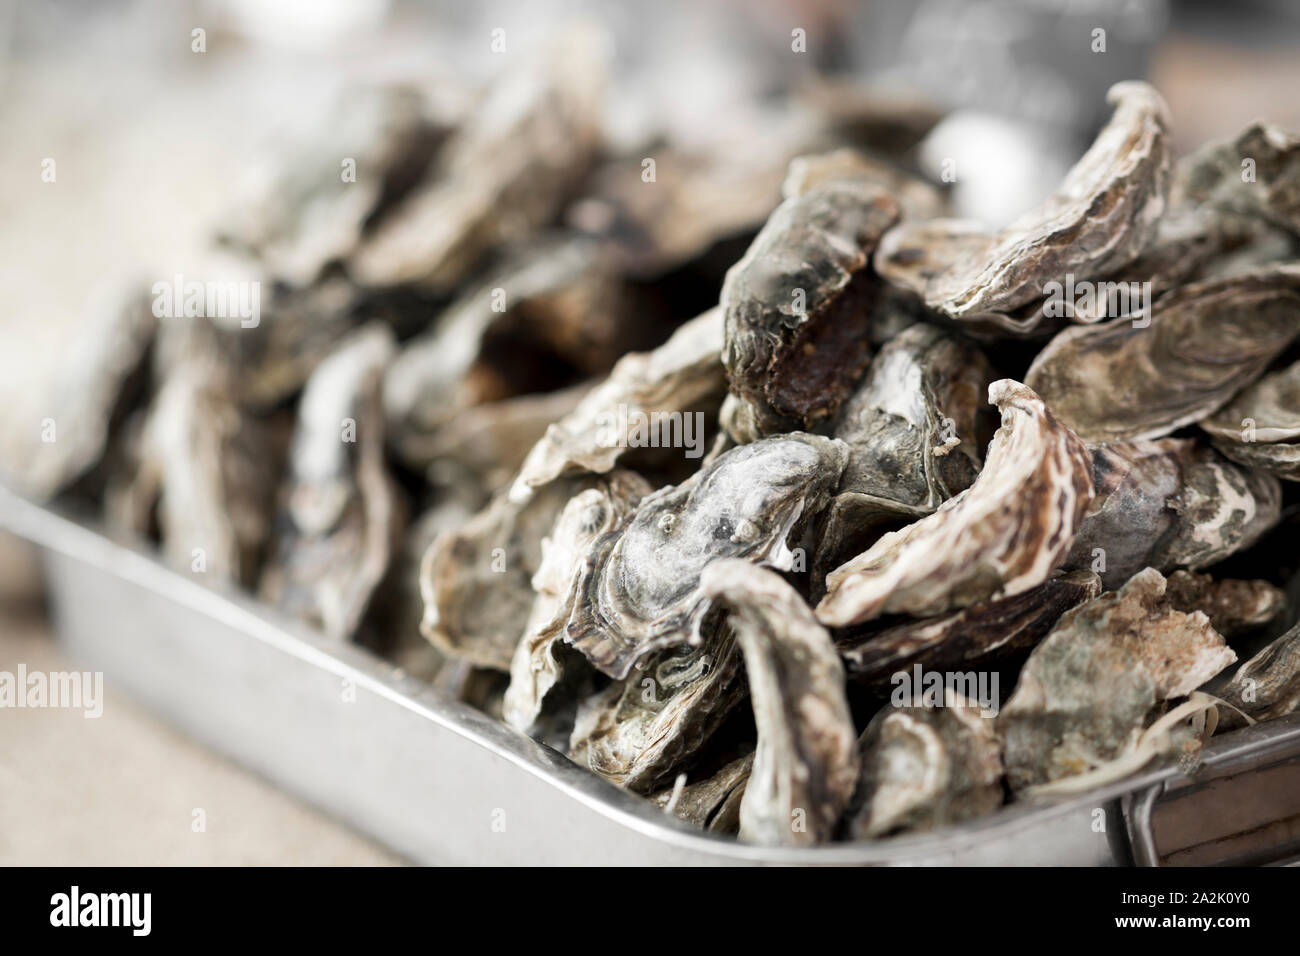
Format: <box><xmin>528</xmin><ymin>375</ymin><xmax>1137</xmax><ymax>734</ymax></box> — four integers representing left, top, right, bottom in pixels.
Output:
<box><xmin>5</xmin><ymin>483</ymin><xmax>1299</xmax><ymax>866</ymax></box>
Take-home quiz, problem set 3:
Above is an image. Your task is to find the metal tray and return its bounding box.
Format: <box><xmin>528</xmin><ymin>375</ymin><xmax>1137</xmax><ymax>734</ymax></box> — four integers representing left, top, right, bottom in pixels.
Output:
<box><xmin>4</xmin><ymin>483</ymin><xmax>1299</xmax><ymax>866</ymax></box>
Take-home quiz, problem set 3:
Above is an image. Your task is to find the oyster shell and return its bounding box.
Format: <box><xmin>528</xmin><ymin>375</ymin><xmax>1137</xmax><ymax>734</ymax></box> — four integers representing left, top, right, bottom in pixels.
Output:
<box><xmin>701</xmin><ymin>559</ymin><xmax>859</xmax><ymax>846</ymax></box>
<box><xmin>816</xmin><ymin>380</ymin><xmax>1094</xmax><ymax>627</ymax></box>
<box><xmin>846</xmin><ymin>690</ymin><xmax>1003</xmax><ymax>839</ymax></box>
<box><xmin>1174</xmin><ymin>121</ymin><xmax>1300</xmax><ymax>237</ymax></box>
<box><xmin>1025</xmin><ymin>265</ymin><xmax>1300</xmax><ymax>443</ymax></box>
<box><xmin>650</xmin><ymin>753</ymin><xmax>753</xmax><ymax>834</ymax></box>
<box><xmin>837</xmin><ymin>571</ymin><xmax>1101</xmax><ymax>688</ymax></box>
<box><xmin>508</xmin><ymin>306</ymin><xmax>726</xmax><ymax>502</ymax></box>
<box><xmin>721</xmin><ymin>159</ymin><xmax>900</xmax><ymax>436</ymax></box>
<box><xmin>1216</xmin><ymin>623</ymin><xmax>1300</xmax><ymax>730</ymax></box>
<box><xmin>259</xmin><ymin>324</ymin><xmax>400</xmax><ymax>640</ymax></box>
<box><xmin>1201</xmin><ymin>360</ymin><xmax>1300</xmax><ymax>480</ymax></box>
<box><xmin>1162</xmin><ymin>570</ymin><xmax>1284</xmax><ymax>639</ymax></box>
<box><xmin>565</xmin><ymin>433</ymin><xmax>848</xmax><ymax>679</ymax></box>
<box><xmin>998</xmin><ymin>568</ymin><xmax>1237</xmax><ymax>792</ymax></box>
<box><xmin>503</xmin><ymin>471</ymin><xmax>652</xmax><ymax>735</ymax></box>
<box><xmin>351</xmin><ymin>29</ymin><xmax>605</xmax><ymax>291</ymax></box>
<box><xmin>814</xmin><ymin>322</ymin><xmax>996</xmax><ymax>584</ymax></box>
<box><xmin>567</xmin><ymin>630</ymin><xmax>743</xmax><ymax>794</ymax></box>
<box><xmin>1064</xmin><ymin>439</ymin><xmax>1282</xmax><ymax>588</ymax></box>
<box><xmin>874</xmin><ymin>82</ymin><xmax>1171</xmax><ymax>325</ymax></box>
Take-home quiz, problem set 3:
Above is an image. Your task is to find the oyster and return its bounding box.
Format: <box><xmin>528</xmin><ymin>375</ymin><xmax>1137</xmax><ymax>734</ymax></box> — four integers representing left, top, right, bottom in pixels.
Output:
<box><xmin>816</xmin><ymin>380</ymin><xmax>1094</xmax><ymax>627</ymax></box>
<box><xmin>351</xmin><ymin>29</ymin><xmax>605</xmax><ymax>291</ymax></box>
<box><xmin>567</xmin><ymin>630</ymin><xmax>743</xmax><ymax>794</ymax></box>
<box><xmin>1025</xmin><ymin>265</ymin><xmax>1300</xmax><ymax>443</ymax></box>
<box><xmin>508</xmin><ymin>306</ymin><xmax>726</xmax><ymax>502</ymax></box>
<box><xmin>260</xmin><ymin>324</ymin><xmax>400</xmax><ymax>640</ymax></box>
<box><xmin>873</xmin><ymin>82</ymin><xmax>1170</xmax><ymax>325</ymax></box>
<box><xmin>721</xmin><ymin>159</ymin><xmax>899</xmax><ymax>437</ymax></box>
<box><xmin>998</xmin><ymin>568</ymin><xmax>1237</xmax><ymax>792</ymax></box>
<box><xmin>701</xmin><ymin>560</ymin><xmax>859</xmax><ymax>846</ymax></box>
<box><xmin>846</xmin><ymin>690</ymin><xmax>1003</xmax><ymax>839</ymax></box>
<box><xmin>1064</xmin><ymin>439</ymin><xmax>1282</xmax><ymax>588</ymax></box>
<box><xmin>837</xmin><ymin>571</ymin><xmax>1101</xmax><ymax>688</ymax></box>
<box><xmin>503</xmin><ymin>471</ymin><xmax>652</xmax><ymax>735</ymax></box>
<box><xmin>1201</xmin><ymin>360</ymin><xmax>1300</xmax><ymax>480</ymax></box>
<box><xmin>1174</xmin><ymin>121</ymin><xmax>1300</xmax><ymax>237</ymax></box>
<box><xmin>1162</xmin><ymin>570</ymin><xmax>1284</xmax><ymax>639</ymax></box>
<box><xmin>1216</xmin><ymin>624</ymin><xmax>1300</xmax><ymax>730</ymax></box>
<box><xmin>650</xmin><ymin>753</ymin><xmax>753</xmax><ymax>834</ymax></box>
<box><xmin>814</xmin><ymin>322</ymin><xmax>996</xmax><ymax>584</ymax></box>
<box><xmin>565</xmin><ymin>433</ymin><xmax>848</xmax><ymax>679</ymax></box>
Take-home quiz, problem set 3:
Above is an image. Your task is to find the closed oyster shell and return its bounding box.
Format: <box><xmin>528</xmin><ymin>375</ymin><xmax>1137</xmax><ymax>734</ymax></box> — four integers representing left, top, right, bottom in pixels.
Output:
<box><xmin>721</xmin><ymin>161</ymin><xmax>899</xmax><ymax>436</ymax></box>
<box><xmin>351</xmin><ymin>29</ymin><xmax>605</xmax><ymax>290</ymax></box>
<box><xmin>1064</xmin><ymin>439</ymin><xmax>1282</xmax><ymax>588</ymax></box>
<box><xmin>508</xmin><ymin>306</ymin><xmax>726</xmax><ymax>502</ymax></box>
<box><xmin>816</xmin><ymin>380</ymin><xmax>1094</xmax><ymax>627</ymax></box>
<box><xmin>998</xmin><ymin>568</ymin><xmax>1237</xmax><ymax>792</ymax></box>
<box><xmin>1216</xmin><ymin>623</ymin><xmax>1300</xmax><ymax>730</ymax></box>
<box><xmin>566</xmin><ymin>433</ymin><xmax>848</xmax><ymax>679</ymax></box>
<box><xmin>567</xmin><ymin>629</ymin><xmax>743</xmax><ymax>794</ymax></box>
<box><xmin>260</xmin><ymin>324</ymin><xmax>400</xmax><ymax>640</ymax></box>
<box><xmin>1174</xmin><ymin>121</ymin><xmax>1300</xmax><ymax>237</ymax></box>
<box><xmin>1162</xmin><ymin>570</ymin><xmax>1284</xmax><ymax>638</ymax></box>
<box><xmin>650</xmin><ymin>753</ymin><xmax>753</xmax><ymax>834</ymax></box>
<box><xmin>701</xmin><ymin>560</ymin><xmax>859</xmax><ymax>846</ymax></box>
<box><xmin>846</xmin><ymin>690</ymin><xmax>1003</xmax><ymax>839</ymax></box>
<box><xmin>837</xmin><ymin>571</ymin><xmax>1101</xmax><ymax>688</ymax></box>
<box><xmin>503</xmin><ymin>471</ymin><xmax>652</xmax><ymax>735</ymax></box>
<box><xmin>814</xmin><ymin>323</ymin><xmax>996</xmax><ymax>583</ymax></box>
<box><xmin>876</xmin><ymin>82</ymin><xmax>1171</xmax><ymax>324</ymax></box>
<box><xmin>1025</xmin><ymin>265</ymin><xmax>1300</xmax><ymax>443</ymax></box>
<box><xmin>1201</xmin><ymin>360</ymin><xmax>1300</xmax><ymax>481</ymax></box>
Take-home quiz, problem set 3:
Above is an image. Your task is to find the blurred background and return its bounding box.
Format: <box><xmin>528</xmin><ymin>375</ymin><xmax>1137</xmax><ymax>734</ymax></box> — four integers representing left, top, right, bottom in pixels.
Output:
<box><xmin>2</xmin><ymin>0</ymin><xmax>1299</xmax><ymax>864</ymax></box>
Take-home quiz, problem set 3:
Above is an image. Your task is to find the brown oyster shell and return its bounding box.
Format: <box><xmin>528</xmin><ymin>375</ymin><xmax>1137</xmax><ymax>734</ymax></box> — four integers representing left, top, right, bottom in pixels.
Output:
<box><xmin>650</xmin><ymin>753</ymin><xmax>753</xmax><ymax>835</ymax></box>
<box><xmin>1162</xmin><ymin>570</ymin><xmax>1284</xmax><ymax>638</ymax></box>
<box><xmin>701</xmin><ymin>560</ymin><xmax>859</xmax><ymax>846</ymax></box>
<box><xmin>1216</xmin><ymin>623</ymin><xmax>1300</xmax><ymax>730</ymax></box>
<box><xmin>1201</xmin><ymin>359</ymin><xmax>1300</xmax><ymax>481</ymax></box>
<box><xmin>816</xmin><ymin>379</ymin><xmax>1094</xmax><ymax>627</ymax></box>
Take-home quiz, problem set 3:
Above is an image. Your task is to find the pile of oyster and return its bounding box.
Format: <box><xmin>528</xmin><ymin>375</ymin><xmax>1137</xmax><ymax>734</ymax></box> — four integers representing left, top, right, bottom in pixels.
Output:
<box><xmin>10</xmin><ymin>39</ymin><xmax>1300</xmax><ymax>846</ymax></box>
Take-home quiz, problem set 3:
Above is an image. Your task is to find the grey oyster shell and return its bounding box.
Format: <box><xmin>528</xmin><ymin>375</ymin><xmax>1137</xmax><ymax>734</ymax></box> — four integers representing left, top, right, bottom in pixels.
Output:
<box><xmin>701</xmin><ymin>560</ymin><xmax>859</xmax><ymax>846</ymax></box>
<box><xmin>1201</xmin><ymin>360</ymin><xmax>1300</xmax><ymax>481</ymax></box>
<box><xmin>508</xmin><ymin>306</ymin><xmax>726</xmax><ymax>502</ymax></box>
<box><xmin>1216</xmin><ymin>623</ymin><xmax>1300</xmax><ymax>730</ymax></box>
<box><xmin>260</xmin><ymin>324</ymin><xmax>400</xmax><ymax>640</ymax></box>
<box><xmin>503</xmin><ymin>471</ymin><xmax>652</xmax><ymax>735</ymax></box>
<box><xmin>565</xmin><ymin>433</ymin><xmax>849</xmax><ymax>680</ymax></box>
<box><xmin>721</xmin><ymin>159</ymin><xmax>900</xmax><ymax>437</ymax></box>
<box><xmin>1064</xmin><ymin>439</ymin><xmax>1282</xmax><ymax>588</ymax></box>
<box><xmin>567</xmin><ymin>629</ymin><xmax>743</xmax><ymax>794</ymax></box>
<box><xmin>1025</xmin><ymin>265</ymin><xmax>1300</xmax><ymax>443</ymax></box>
<box><xmin>998</xmin><ymin>568</ymin><xmax>1237</xmax><ymax>792</ymax></box>
<box><xmin>874</xmin><ymin>82</ymin><xmax>1171</xmax><ymax>325</ymax></box>
<box><xmin>782</xmin><ymin>149</ymin><xmax>946</xmax><ymax>222</ymax></box>
<box><xmin>816</xmin><ymin>380</ymin><xmax>1094</xmax><ymax>627</ymax></box>
<box><xmin>846</xmin><ymin>691</ymin><xmax>1003</xmax><ymax>839</ymax></box>
<box><xmin>351</xmin><ymin>28</ymin><xmax>605</xmax><ymax>291</ymax></box>
<box><xmin>1174</xmin><ymin>121</ymin><xmax>1300</xmax><ymax>237</ymax></box>
<box><xmin>650</xmin><ymin>753</ymin><xmax>753</xmax><ymax>835</ymax></box>
<box><xmin>419</xmin><ymin>475</ymin><xmax>595</xmax><ymax>672</ymax></box>
<box><xmin>837</xmin><ymin>571</ymin><xmax>1101</xmax><ymax>689</ymax></box>
<box><xmin>814</xmin><ymin>322</ymin><xmax>996</xmax><ymax>584</ymax></box>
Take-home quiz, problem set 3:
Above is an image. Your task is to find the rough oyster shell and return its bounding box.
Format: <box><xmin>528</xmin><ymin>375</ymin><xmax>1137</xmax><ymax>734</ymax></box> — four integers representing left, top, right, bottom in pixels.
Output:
<box><xmin>701</xmin><ymin>560</ymin><xmax>859</xmax><ymax>846</ymax></box>
<box><xmin>721</xmin><ymin>160</ymin><xmax>899</xmax><ymax>436</ymax></box>
<box><xmin>565</xmin><ymin>433</ymin><xmax>848</xmax><ymax>679</ymax></box>
<box><xmin>1201</xmin><ymin>359</ymin><xmax>1300</xmax><ymax>481</ymax></box>
<box><xmin>1025</xmin><ymin>264</ymin><xmax>1300</xmax><ymax>443</ymax></box>
<box><xmin>508</xmin><ymin>306</ymin><xmax>726</xmax><ymax>502</ymax></box>
<box><xmin>1216</xmin><ymin>623</ymin><xmax>1300</xmax><ymax>730</ymax></box>
<box><xmin>1174</xmin><ymin>121</ymin><xmax>1300</xmax><ymax>237</ymax></box>
<box><xmin>260</xmin><ymin>324</ymin><xmax>400</xmax><ymax>640</ymax></box>
<box><xmin>816</xmin><ymin>380</ymin><xmax>1094</xmax><ymax>627</ymax></box>
<box><xmin>998</xmin><ymin>567</ymin><xmax>1237</xmax><ymax>791</ymax></box>
<box><xmin>1162</xmin><ymin>570</ymin><xmax>1284</xmax><ymax>638</ymax></box>
<box><xmin>650</xmin><ymin>753</ymin><xmax>753</xmax><ymax>835</ymax></box>
<box><xmin>846</xmin><ymin>690</ymin><xmax>1003</xmax><ymax>839</ymax></box>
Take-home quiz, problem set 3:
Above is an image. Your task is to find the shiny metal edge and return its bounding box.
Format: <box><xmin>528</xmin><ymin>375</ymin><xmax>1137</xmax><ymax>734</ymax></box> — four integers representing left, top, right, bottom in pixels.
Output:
<box><xmin>6</xmin><ymin>483</ymin><xmax>1300</xmax><ymax>865</ymax></box>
